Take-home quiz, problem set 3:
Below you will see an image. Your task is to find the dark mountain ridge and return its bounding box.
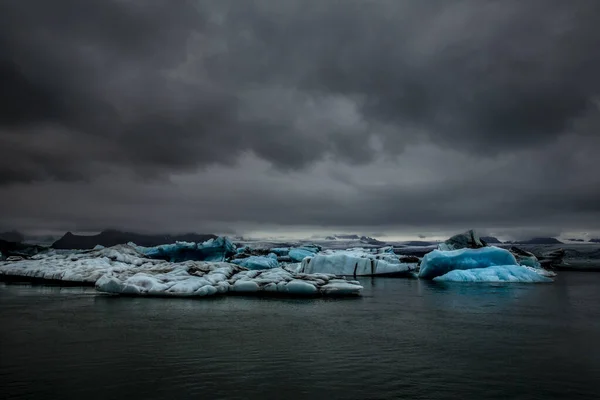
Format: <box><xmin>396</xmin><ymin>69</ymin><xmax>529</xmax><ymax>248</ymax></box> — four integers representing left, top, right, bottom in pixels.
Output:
<box><xmin>52</xmin><ymin>229</ymin><xmax>217</xmax><ymax>249</ymax></box>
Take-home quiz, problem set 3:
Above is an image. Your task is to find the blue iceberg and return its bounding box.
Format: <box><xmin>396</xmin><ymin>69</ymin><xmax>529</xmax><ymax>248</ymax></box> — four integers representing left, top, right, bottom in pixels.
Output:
<box><xmin>270</xmin><ymin>247</ymin><xmax>291</xmax><ymax>256</ymax></box>
<box><xmin>418</xmin><ymin>246</ymin><xmax>518</xmax><ymax>280</ymax></box>
<box><xmin>433</xmin><ymin>265</ymin><xmax>553</xmax><ymax>283</ymax></box>
<box><xmin>288</xmin><ymin>246</ymin><xmax>319</xmax><ymax>262</ymax></box>
<box><xmin>131</xmin><ymin>236</ymin><xmax>236</xmax><ymax>262</ymax></box>
<box><xmin>231</xmin><ymin>253</ymin><xmax>279</xmax><ymax>270</ymax></box>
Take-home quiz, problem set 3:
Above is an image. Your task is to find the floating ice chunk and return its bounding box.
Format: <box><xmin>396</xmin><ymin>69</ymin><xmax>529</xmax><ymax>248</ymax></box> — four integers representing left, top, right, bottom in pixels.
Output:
<box><xmin>0</xmin><ymin>244</ymin><xmax>162</xmax><ymax>283</ymax></box>
<box><xmin>288</xmin><ymin>247</ymin><xmax>318</xmax><ymax>262</ymax></box>
<box><xmin>509</xmin><ymin>246</ymin><xmax>542</xmax><ymax>268</ymax></box>
<box><xmin>231</xmin><ymin>254</ymin><xmax>279</xmax><ymax>270</ymax></box>
<box><xmin>438</xmin><ymin>229</ymin><xmax>486</xmax><ymax>251</ymax></box>
<box><xmin>236</xmin><ymin>246</ymin><xmax>249</xmax><ymax>254</ymax></box>
<box><xmin>93</xmin><ymin>244</ymin><xmax>105</xmax><ymax>250</ymax></box>
<box><xmin>418</xmin><ymin>246</ymin><xmax>518</xmax><ymax>280</ymax></box>
<box><xmin>286</xmin><ymin>280</ymin><xmax>318</xmax><ymax>295</ymax></box>
<box><xmin>231</xmin><ymin>280</ymin><xmax>260</xmax><ymax>292</ymax></box>
<box><xmin>132</xmin><ymin>236</ymin><xmax>236</xmax><ymax>262</ymax></box>
<box><xmin>300</xmin><ymin>249</ymin><xmax>417</xmax><ymax>276</ymax></box>
<box><xmin>96</xmin><ymin>262</ymin><xmax>242</xmax><ymax>296</ymax></box>
<box><xmin>1</xmin><ymin>244</ymin><xmax>363</xmax><ymax>298</ymax></box>
<box><xmin>270</xmin><ymin>247</ymin><xmax>291</xmax><ymax>256</ymax></box>
<box><xmin>521</xmin><ymin>265</ymin><xmax>557</xmax><ymax>278</ymax></box>
<box><xmin>433</xmin><ymin>265</ymin><xmax>553</xmax><ymax>283</ymax></box>
<box><xmin>228</xmin><ymin>267</ymin><xmax>360</xmax><ymax>296</ymax></box>
<box><xmin>320</xmin><ymin>281</ymin><xmax>363</xmax><ymax>295</ymax></box>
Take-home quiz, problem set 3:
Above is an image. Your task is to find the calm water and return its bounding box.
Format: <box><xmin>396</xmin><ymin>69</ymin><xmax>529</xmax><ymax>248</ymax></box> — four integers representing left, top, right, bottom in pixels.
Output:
<box><xmin>1</xmin><ymin>273</ymin><xmax>599</xmax><ymax>400</ymax></box>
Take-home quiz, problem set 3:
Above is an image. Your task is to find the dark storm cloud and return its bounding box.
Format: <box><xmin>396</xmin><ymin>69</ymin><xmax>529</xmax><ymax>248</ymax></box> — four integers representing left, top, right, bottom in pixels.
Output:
<box><xmin>2</xmin><ymin>0</ymin><xmax>600</xmax><ymax>184</ymax></box>
<box><xmin>2</xmin><ymin>0</ymin><xmax>600</xmax><ymax>236</ymax></box>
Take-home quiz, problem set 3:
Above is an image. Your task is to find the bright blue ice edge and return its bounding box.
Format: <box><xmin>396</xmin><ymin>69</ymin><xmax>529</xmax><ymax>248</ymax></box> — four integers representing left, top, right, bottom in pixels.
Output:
<box><xmin>231</xmin><ymin>254</ymin><xmax>279</xmax><ymax>270</ymax></box>
<box><xmin>418</xmin><ymin>246</ymin><xmax>519</xmax><ymax>280</ymax></box>
<box><xmin>434</xmin><ymin>265</ymin><xmax>553</xmax><ymax>283</ymax></box>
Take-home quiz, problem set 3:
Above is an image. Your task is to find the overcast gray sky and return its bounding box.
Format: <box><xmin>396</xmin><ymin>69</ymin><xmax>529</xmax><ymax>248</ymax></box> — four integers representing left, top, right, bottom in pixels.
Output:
<box><xmin>1</xmin><ymin>0</ymin><xmax>600</xmax><ymax>239</ymax></box>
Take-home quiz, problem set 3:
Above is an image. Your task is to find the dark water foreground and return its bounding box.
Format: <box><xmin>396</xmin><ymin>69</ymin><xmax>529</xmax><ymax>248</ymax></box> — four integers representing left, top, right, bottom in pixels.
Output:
<box><xmin>1</xmin><ymin>273</ymin><xmax>599</xmax><ymax>400</ymax></box>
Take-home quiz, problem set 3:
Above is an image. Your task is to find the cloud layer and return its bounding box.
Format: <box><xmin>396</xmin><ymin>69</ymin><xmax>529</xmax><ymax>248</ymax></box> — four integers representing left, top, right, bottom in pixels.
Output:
<box><xmin>1</xmin><ymin>0</ymin><xmax>600</xmax><ymax>237</ymax></box>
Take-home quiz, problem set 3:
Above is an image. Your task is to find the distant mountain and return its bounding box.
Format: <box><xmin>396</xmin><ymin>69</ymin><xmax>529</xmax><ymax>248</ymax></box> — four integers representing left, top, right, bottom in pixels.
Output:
<box><xmin>567</xmin><ymin>238</ymin><xmax>585</xmax><ymax>242</ymax></box>
<box><xmin>590</xmin><ymin>238</ymin><xmax>600</xmax><ymax>243</ymax></box>
<box><xmin>324</xmin><ymin>236</ymin><xmax>337</xmax><ymax>240</ymax></box>
<box><xmin>335</xmin><ymin>234</ymin><xmax>360</xmax><ymax>240</ymax></box>
<box><xmin>0</xmin><ymin>239</ymin><xmax>46</xmax><ymax>258</ymax></box>
<box><xmin>402</xmin><ymin>241</ymin><xmax>436</xmax><ymax>247</ymax></box>
<box><xmin>516</xmin><ymin>237</ymin><xmax>563</xmax><ymax>245</ymax></box>
<box><xmin>24</xmin><ymin>234</ymin><xmax>60</xmax><ymax>246</ymax></box>
<box><xmin>0</xmin><ymin>230</ymin><xmax>24</xmax><ymax>243</ymax></box>
<box><xmin>480</xmin><ymin>236</ymin><xmax>502</xmax><ymax>244</ymax></box>
<box><xmin>52</xmin><ymin>229</ymin><xmax>217</xmax><ymax>249</ymax></box>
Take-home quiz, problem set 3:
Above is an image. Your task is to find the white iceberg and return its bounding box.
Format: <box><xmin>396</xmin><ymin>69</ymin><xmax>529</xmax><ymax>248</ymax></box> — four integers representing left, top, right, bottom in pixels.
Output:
<box><xmin>434</xmin><ymin>265</ymin><xmax>553</xmax><ymax>283</ymax></box>
<box><xmin>418</xmin><ymin>246</ymin><xmax>518</xmax><ymax>280</ymax></box>
<box><xmin>299</xmin><ymin>248</ymin><xmax>417</xmax><ymax>276</ymax></box>
<box><xmin>96</xmin><ymin>263</ymin><xmax>241</xmax><ymax>296</ymax></box>
<box><xmin>0</xmin><ymin>245</ymin><xmax>161</xmax><ymax>283</ymax></box>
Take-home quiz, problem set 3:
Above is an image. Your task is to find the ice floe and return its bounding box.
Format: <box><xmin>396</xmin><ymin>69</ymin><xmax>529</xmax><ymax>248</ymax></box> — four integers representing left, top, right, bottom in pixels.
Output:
<box><xmin>299</xmin><ymin>248</ymin><xmax>417</xmax><ymax>276</ymax></box>
<box><xmin>438</xmin><ymin>229</ymin><xmax>487</xmax><ymax>251</ymax></box>
<box><xmin>0</xmin><ymin>244</ymin><xmax>362</xmax><ymax>297</ymax></box>
<box><xmin>130</xmin><ymin>236</ymin><xmax>236</xmax><ymax>262</ymax></box>
<box><xmin>228</xmin><ymin>267</ymin><xmax>362</xmax><ymax>296</ymax></box>
<box><xmin>434</xmin><ymin>265</ymin><xmax>553</xmax><ymax>283</ymax></box>
<box><xmin>98</xmin><ymin>266</ymin><xmax>361</xmax><ymax>297</ymax></box>
<box><xmin>288</xmin><ymin>246</ymin><xmax>320</xmax><ymax>262</ymax></box>
<box><xmin>418</xmin><ymin>246</ymin><xmax>519</xmax><ymax>280</ymax></box>
<box><xmin>0</xmin><ymin>245</ymin><xmax>160</xmax><ymax>283</ymax></box>
<box><xmin>231</xmin><ymin>254</ymin><xmax>279</xmax><ymax>270</ymax></box>
<box><xmin>96</xmin><ymin>263</ymin><xmax>242</xmax><ymax>296</ymax></box>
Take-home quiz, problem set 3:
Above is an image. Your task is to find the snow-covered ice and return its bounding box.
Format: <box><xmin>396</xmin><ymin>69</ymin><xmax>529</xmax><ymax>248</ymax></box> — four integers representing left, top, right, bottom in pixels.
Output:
<box><xmin>434</xmin><ymin>265</ymin><xmax>553</xmax><ymax>283</ymax></box>
<box><xmin>228</xmin><ymin>267</ymin><xmax>362</xmax><ymax>296</ymax></box>
<box><xmin>0</xmin><ymin>245</ymin><xmax>161</xmax><ymax>283</ymax></box>
<box><xmin>0</xmin><ymin>244</ymin><xmax>362</xmax><ymax>297</ymax></box>
<box><xmin>418</xmin><ymin>246</ymin><xmax>518</xmax><ymax>280</ymax></box>
<box><xmin>96</xmin><ymin>263</ymin><xmax>241</xmax><ymax>296</ymax></box>
<box><xmin>99</xmin><ymin>266</ymin><xmax>362</xmax><ymax>297</ymax></box>
<box><xmin>300</xmin><ymin>248</ymin><xmax>417</xmax><ymax>276</ymax></box>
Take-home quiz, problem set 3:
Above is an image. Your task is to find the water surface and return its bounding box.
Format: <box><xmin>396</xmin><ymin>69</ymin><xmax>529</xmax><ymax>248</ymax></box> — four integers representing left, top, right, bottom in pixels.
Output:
<box><xmin>1</xmin><ymin>273</ymin><xmax>599</xmax><ymax>399</ymax></box>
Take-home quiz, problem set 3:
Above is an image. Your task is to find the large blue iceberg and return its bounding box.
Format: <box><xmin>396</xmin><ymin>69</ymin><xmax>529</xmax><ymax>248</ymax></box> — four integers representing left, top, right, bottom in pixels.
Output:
<box><xmin>434</xmin><ymin>265</ymin><xmax>553</xmax><ymax>283</ymax></box>
<box><xmin>418</xmin><ymin>246</ymin><xmax>518</xmax><ymax>280</ymax></box>
<box><xmin>130</xmin><ymin>237</ymin><xmax>236</xmax><ymax>262</ymax></box>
